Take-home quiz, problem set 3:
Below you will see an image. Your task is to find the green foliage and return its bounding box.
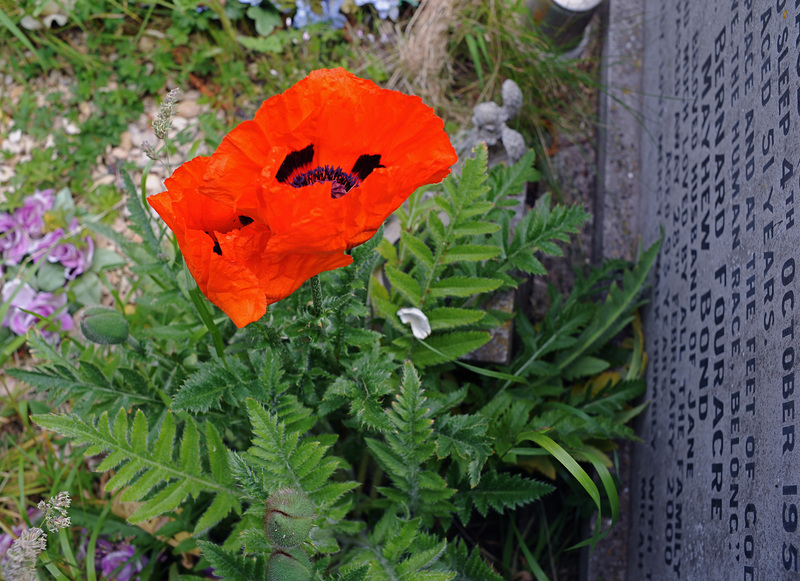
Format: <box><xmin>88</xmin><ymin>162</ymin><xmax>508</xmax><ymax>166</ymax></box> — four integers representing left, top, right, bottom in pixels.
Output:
<box><xmin>13</xmin><ymin>147</ymin><xmax>657</xmax><ymax>578</ymax></box>
<box><xmin>454</xmin><ymin>471</ymin><xmax>554</xmax><ymax>523</ymax></box>
<box><xmin>241</xmin><ymin>398</ymin><xmax>358</xmax><ymax>508</ymax></box>
<box><xmin>373</xmin><ymin>146</ymin><xmax>589</xmax><ymax>368</ymax></box>
<box><xmin>33</xmin><ymin>408</ymin><xmax>241</xmax><ymax>531</ymax></box>
<box><xmin>344</xmin><ymin>515</ymin><xmax>455</xmax><ymax>581</ymax></box>
<box><xmin>365</xmin><ymin>362</ymin><xmax>455</xmax><ymax>523</ymax></box>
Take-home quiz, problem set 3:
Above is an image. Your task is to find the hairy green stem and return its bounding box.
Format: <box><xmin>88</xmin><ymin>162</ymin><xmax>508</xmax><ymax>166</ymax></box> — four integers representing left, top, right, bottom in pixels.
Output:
<box><xmin>310</xmin><ymin>275</ymin><xmax>322</xmax><ymax>317</ymax></box>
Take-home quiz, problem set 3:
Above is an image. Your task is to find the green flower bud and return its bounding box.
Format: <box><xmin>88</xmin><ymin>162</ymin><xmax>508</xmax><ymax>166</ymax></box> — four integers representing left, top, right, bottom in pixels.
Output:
<box><xmin>267</xmin><ymin>546</ymin><xmax>312</xmax><ymax>581</ymax></box>
<box><xmin>265</xmin><ymin>488</ymin><xmax>315</xmax><ymax>548</ymax></box>
<box><xmin>80</xmin><ymin>306</ymin><xmax>129</xmax><ymax>345</ymax></box>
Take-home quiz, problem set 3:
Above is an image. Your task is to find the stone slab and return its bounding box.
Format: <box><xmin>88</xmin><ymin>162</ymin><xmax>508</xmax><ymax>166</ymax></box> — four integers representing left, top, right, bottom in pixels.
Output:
<box><xmin>628</xmin><ymin>0</ymin><xmax>800</xmax><ymax>579</ymax></box>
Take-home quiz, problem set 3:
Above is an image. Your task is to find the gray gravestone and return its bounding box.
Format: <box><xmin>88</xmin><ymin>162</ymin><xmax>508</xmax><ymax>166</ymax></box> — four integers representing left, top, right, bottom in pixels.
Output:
<box><xmin>629</xmin><ymin>0</ymin><xmax>800</xmax><ymax>579</ymax></box>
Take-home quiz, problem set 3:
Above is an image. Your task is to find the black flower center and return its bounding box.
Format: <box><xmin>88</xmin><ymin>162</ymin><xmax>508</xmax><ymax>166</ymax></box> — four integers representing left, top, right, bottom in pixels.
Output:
<box><xmin>276</xmin><ymin>143</ymin><xmax>384</xmax><ymax>199</ymax></box>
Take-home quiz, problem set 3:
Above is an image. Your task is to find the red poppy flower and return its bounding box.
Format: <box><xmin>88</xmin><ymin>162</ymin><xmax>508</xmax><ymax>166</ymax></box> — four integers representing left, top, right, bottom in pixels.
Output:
<box><xmin>148</xmin><ymin>68</ymin><xmax>457</xmax><ymax>328</ymax></box>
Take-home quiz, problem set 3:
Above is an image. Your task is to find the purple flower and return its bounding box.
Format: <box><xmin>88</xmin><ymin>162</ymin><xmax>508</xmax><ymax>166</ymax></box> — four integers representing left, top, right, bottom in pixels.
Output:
<box><xmin>0</xmin><ymin>213</ymin><xmax>31</xmax><ymax>266</ymax></box>
<box><xmin>48</xmin><ymin>235</ymin><xmax>94</xmax><ymax>280</ymax></box>
<box><xmin>29</xmin><ymin>222</ymin><xmax>94</xmax><ymax>280</ymax></box>
<box><xmin>77</xmin><ymin>536</ymin><xmax>148</xmax><ymax>581</ymax></box>
<box><xmin>30</xmin><ymin>228</ymin><xmax>65</xmax><ymax>262</ymax></box>
<box><xmin>13</xmin><ymin>189</ymin><xmax>55</xmax><ymax>237</ymax></box>
<box><xmin>293</xmin><ymin>0</ymin><xmax>346</xmax><ymax>28</ymax></box>
<box><xmin>1</xmin><ymin>280</ymin><xmax>72</xmax><ymax>339</ymax></box>
<box><xmin>354</xmin><ymin>0</ymin><xmax>398</xmax><ymax>19</ymax></box>
<box><xmin>98</xmin><ymin>540</ymin><xmax>147</xmax><ymax>581</ymax></box>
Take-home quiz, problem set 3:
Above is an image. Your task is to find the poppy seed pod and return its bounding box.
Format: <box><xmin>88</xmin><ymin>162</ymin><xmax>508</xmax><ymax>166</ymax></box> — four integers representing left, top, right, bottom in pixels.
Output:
<box><xmin>80</xmin><ymin>306</ymin><xmax>129</xmax><ymax>345</ymax></box>
<box><xmin>266</xmin><ymin>546</ymin><xmax>312</xmax><ymax>581</ymax></box>
<box><xmin>265</xmin><ymin>488</ymin><xmax>315</xmax><ymax>548</ymax></box>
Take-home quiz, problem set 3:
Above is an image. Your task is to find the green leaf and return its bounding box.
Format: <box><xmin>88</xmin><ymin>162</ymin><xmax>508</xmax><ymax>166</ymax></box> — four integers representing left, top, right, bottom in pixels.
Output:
<box><xmin>237</xmin><ymin>33</ymin><xmax>283</xmax><ymax>53</ymax></box>
<box><xmin>428</xmin><ymin>211</ymin><xmax>446</xmax><ymax>243</ymax></box>
<box><xmin>452</xmin><ymin>221</ymin><xmax>501</xmax><ymax>237</ymax></box>
<box><xmin>489</xmin><ymin>149</ymin><xmax>538</xmax><ymax>202</ymax></box>
<box><xmin>435</xmin><ymin>414</ymin><xmax>491</xmax><ymax>486</ymax></box>
<box><xmin>246</xmin><ymin>5</ymin><xmax>281</xmax><ymax>35</ymax></box>
<box><xmin>366</xmin><ymin>363</ymin><xmax>456</xmax><ymax>523</ymax></box>
<box><xmin>244</xmin><ymin>398</ymin><xmax>357</xmax><ymax>508</ymax></box>
<box><xmin>515</xmin><ymin>430</ymin><xmax>605</xmax><ymax>548</ymax></box>
<box><xmin>428</xmin><ymin>307</ymin><xmax>485</xmax><ymax>330</ymax></box>
<box><xmin>36</xmin><ymin>261</ymin><xmax>67</xmax><ymax>292</ymax></box>
<box><xmin>336</xmin><ymin>564</ymin><xmax>370</xmax><ymax>581</ymax></box>
<box><xmin>90</xmin><ymin>247</ymin><xmax>127</xmax><ymax>272</ymax></box>
<box><xmin>401</xmin><ymin>231</ymin><xmax>435</xmax><ymax>270</ymax></box>
<box><xmin>457</xmin><ymin>471</ymin><xmax>554</xmax><ymax>519</ymax></box>
<box><xmin>561</xmin><ymin>356</ymin><xmax>611</xmax><ymax>380</ymax></box>
<box><xmin>123</xmin><ymin>171</ymin><xmax>161</xmax><ymax>258</ymax></box>
<box><xmin>429</xmin><ymin>277</ymin><xmax>503</xmax><ymax>298</ymax></box>
<box><xmin>385</xmin><ymin>265</ymin><xmax>422</xmax><ymax>305</ymax></box>
<box><xmin>439</xmin><ymin>539</ymin><xmax>503</xmax><ymax>581</ymax></box>
<box><xmin>377</xmin><ymin>238</ymin><xmax>398</xmax><ymax>264</ymax></box>
<box><xmin>442</xmin><ymin>244</ymin><xmax>500</xmax><ymax>264</ymax></box>
<box><xmin>197</xmin><ymin>540</ymin><xmax>267</xmax><ymax>581</ymax></box>
<box><xmin>411</xmin><ymin>331</ymin><xmax>491</xmax><ymax>367</ymax></box>
<box><xmin>555</xmin><ymin>238</ymin><xmax>661</xmax><ymax>372</ymax></box>
<box><xmin>32</xmin><ymin>410</ymin><xmax>241</xmax><ymax>525</ymax></box>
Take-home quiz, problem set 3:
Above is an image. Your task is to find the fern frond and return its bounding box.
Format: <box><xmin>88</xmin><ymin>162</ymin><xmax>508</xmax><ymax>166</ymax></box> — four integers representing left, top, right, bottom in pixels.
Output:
<box><xmin>454</xmin><ymin>471</ymin><xmax>554</xmax><ymax>524</ymax></box>
<box><xmin>33</xmin><ymin>409</ymin><xmax>240</xmax><ymax>531</ymax></box>
<box><xmin>9</xmin><ymin>335</ymin><xmax>164</xmax><ymax>417</ymax></box>
<box><xmin>345</xmin><ymin>515</ymin><xmax>455</xmax><ymax>581</ymax></box>
<box><xmin>197</xmin><ymin>540</ymin><xmax>267</xmax><ymax>581</ymax></box>
<box><xmin>366</xmin><ymin>362</ymin><xmax>455</xmax><ymax>522</ymax></box>
<box><xmin>437</xmin><ymin>539</ymin><xmax>503</xmax><ymax>581</ymax></box>
<box><xmin>243</xmin><ymin>398</ymin><xmax>358</xmax><ymax>508</ymax></box>
<box><xmin>434</xmin><ymin>414</ymin><xmax>491</xmax><ymax>487</ymax></box>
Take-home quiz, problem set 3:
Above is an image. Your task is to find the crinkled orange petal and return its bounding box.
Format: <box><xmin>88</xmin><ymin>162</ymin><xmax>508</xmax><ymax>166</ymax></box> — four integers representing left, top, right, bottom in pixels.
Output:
<box><xmin>148</xmin><ymin>157</ymin><xmax>351</xmax><ymax>328</ymax></box>
<box><xmin>198</xmin><ymin>68</ymin><xmax>457</xmax><ymax>252</ymax></box>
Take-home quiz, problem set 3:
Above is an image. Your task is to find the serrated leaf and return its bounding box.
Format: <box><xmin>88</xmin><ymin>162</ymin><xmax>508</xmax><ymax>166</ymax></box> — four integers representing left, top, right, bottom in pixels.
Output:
<box><xmin>429</xmin><ymin>277</ymin><xmax>503</xmax><ymax>298</ymax></box>
<box><xmin>123</xmin><ymin>171</ymin><xmax>161</xmax><ymax>257</ymax></box>
<box><xmin>442</xmin><ymin>244</ymin><xmax>500</xmax><ymax>264</ymax></box>
<box><xmin>452</xmin><ymin>221</ymin><xmax>501</xmax><ymax>237</ymax></box>
<box><xmin>428</xmin><ymin>307</ymin><xmax>485</xmax><ymax>330</ymax></box>
<box><xmin>377</xmin><ymin>238</ymin><xmax>398</xmax><ymax>264</ymax></box>
<box><xmin>32</xmin><ymin>410</ymin><xmax>240</xmax><ymax>526</ymax></box>
<box><xmin>385</xmin><ymin>264</ymin><xmax>422</xmax><ymax>305</ymax></box>
<box><xmin>562</xmin><ymin>355</ymin><xmax>611</xmax><ymax>380</ymax></box>
<box><xmin>461</xmin><ymin>471</ymin><xmax>554</xmax><ymax>518</ymax></box>
<box><xmin>433</xmin><ymin>195</ymin><xmax>455</xmax><ymax>218</ymax></box>
<box><xmin>510</xmin><ymin>252</ymin><xmax>547</xmax><ymax>275</ymax></box>
<box><xmin>411</xmin><ymin>332</ymin><xmax>492</xmax><ymax>367</ymax></box>
<box><xmin>440</xmin><ymin>539</ymin><xmax>503</xmax><ymax>581</ymax></box>
<box><xmin>401</xmin><ymin>231</ymin><xmax>435</xmax><ymax>270</ymax></box>
<box><xmin>197</xmin><ymin>540</ymin><xmax>267</xmax><ymax>581</ymax></box>
<box><xmin>428</xmin><ymin>211</ymin><xmax>446</xmax><ymax>243</ymax></box>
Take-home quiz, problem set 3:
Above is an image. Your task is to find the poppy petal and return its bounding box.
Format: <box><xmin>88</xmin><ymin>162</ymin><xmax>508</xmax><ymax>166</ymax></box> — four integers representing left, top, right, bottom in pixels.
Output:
<box><xmin>201</xmin><ymin>68</ymin><xmax>457</xmax><ymax>252</ymax></box>
<box><xmin>148</xmin><ymin>157</ymin><xmax>352</xmax><ymax>328</ymax></box>
<box><xmin>149</xmin><ymin>69</ymin><xmax>457</xmax><ymax>328</ymax></box>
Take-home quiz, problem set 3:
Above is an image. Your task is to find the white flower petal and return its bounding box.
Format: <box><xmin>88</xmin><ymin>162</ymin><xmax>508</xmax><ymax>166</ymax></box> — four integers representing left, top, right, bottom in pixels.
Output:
<box><xmin>20</xmin><ymin>15</ymin><xmax>42</xmax><ymax>30</ymax></box>
<box><xmin>397</xmin><ymin>307</ymin><xmax>431</xmax><ymax>340</ymax></box>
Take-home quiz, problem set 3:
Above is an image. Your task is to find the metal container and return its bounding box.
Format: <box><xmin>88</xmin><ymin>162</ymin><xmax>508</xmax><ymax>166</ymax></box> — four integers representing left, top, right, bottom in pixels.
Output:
<box><xmin>527</xmin><ymin>0</ymin><xmax>603</xmax><ymax>50</ymax></box>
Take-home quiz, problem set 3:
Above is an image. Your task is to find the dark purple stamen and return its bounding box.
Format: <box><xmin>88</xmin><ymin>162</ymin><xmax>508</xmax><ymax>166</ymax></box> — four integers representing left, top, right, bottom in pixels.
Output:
<box><xmin>290</xmin><ymin>165</ymin><xmax>361</xmax><ymax>199</ymax></box>
<box><xmin>238</xmin><ymin>215</ymin><xmax>254</xmax><ymax>227</ymax></box>
<box><xmin>277</xmin><ymin>145</ymin><xmax>384</xmax><ymax>199</ymax></box>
